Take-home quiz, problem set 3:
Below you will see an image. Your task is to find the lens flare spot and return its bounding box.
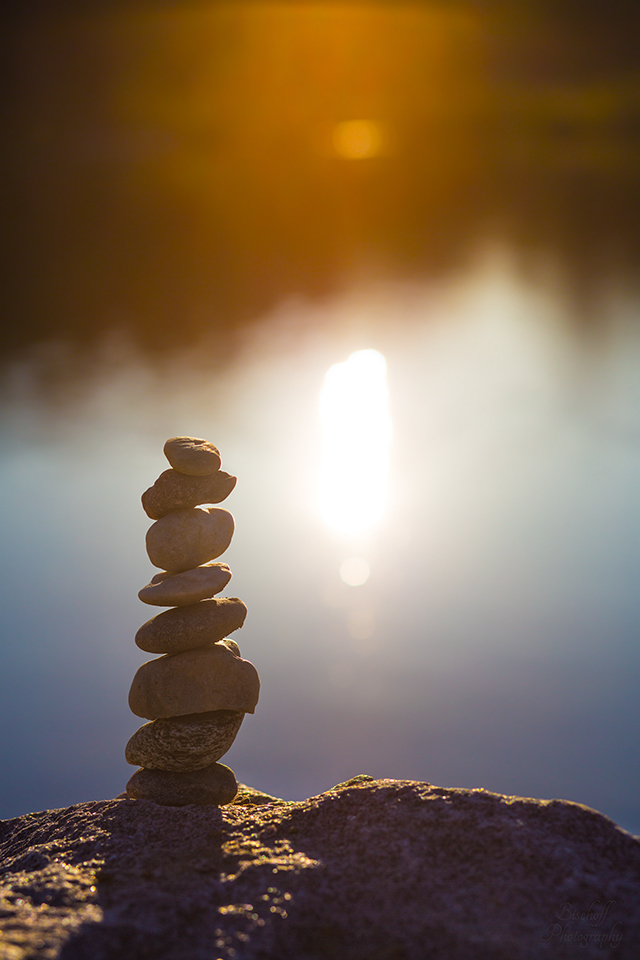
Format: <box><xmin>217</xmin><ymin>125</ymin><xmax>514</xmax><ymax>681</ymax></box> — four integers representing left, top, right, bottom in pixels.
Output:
<box><xmin>340</xmin><ymin>557</ymin><xmax>371</xmax><ymax>586</ymax></box>
<box><xmin>333</xmin><ymin>120</ymin><xmax>382</xmax><ymax>159</ymax></box>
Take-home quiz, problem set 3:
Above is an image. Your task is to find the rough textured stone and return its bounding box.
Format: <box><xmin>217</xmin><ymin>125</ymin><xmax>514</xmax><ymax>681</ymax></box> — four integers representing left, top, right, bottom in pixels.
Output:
<box><xmin>135</xmin><ymin>597</ymin><xmax>247</xmax><ymax>653</ymax></box>
<box><xmin>138</xmin><ymin>563</ymin><xmax>232</xmax><ymax>607</ymax></box>
<box><xmin>128</xmin><ymin>643</ymin><xmax>260</xmax><ymax>719</ymax></box>
<box><xmin>142</xmin><ymin>469</ymin><xmax>237</xmax><ymax>520</ymax></box>
<box><xmin>125</xmin><ymin>710</ymin><xmax>244</xmax><ymax>771</ymax></box>
<box><xmin>1</xmin><ymin>779</ymin><xmax>639</xmax><ymax>959</ymax></box>
<box><xmin>145</xmin><ymin>507</ymin><xmax>234</xmax><ymax>572</ymax></box>
<box><xmin>163</xmin><ymin>436</ymin><xmax>221</xmax><ymax>475</ymax></box>
<box><xmin>126</xmin><ymin>762</ymin><xmax>238</xmax><ymax>806</ymax></box>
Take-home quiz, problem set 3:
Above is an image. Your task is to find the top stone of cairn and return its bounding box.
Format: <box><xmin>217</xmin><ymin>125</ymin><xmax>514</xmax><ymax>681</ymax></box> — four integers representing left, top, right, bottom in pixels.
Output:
<box><xmin>164</xmin><ymin>437</ymin><xmax>222</xmax><ymax>476</ymax></box>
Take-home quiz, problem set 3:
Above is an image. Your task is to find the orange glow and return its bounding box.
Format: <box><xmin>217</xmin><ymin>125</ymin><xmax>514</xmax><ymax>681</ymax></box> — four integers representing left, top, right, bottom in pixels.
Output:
<box><xmin>7</xmin><ymin>2</ymin><xmax>633</xmax><ymax>352</ymax></box>
<box><xmin>111</xmin><ymin>2</ymin><xmax>486</xmax><ymax>217</ymax></box>
<box><xmin>333</xmin><ymin>120</ymin><xmax>382</xmax><ymax>159</ymax></box>
<box><xmin>9</xmin><ymin>2</ymin><xmax>491</xmax><ymax>344</ymax></box>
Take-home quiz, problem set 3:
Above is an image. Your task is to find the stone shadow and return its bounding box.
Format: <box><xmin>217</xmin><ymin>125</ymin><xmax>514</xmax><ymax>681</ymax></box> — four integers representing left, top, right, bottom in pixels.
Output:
<box><xmin>58</xmin><ymin>797</ymin><xmax>226</xmax><ymax>960</ymax></box>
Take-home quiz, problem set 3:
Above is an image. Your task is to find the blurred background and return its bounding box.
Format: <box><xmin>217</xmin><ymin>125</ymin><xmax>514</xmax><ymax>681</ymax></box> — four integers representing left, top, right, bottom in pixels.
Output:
<box><xmin>1</xmin><ymin>1</ymin><xmax>639</xmax><ymax>830</ymax></box>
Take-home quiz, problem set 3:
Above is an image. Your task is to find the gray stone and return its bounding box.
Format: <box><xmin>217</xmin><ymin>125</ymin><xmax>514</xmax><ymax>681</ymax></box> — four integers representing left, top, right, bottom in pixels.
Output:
<box><xmin>135</xmin><ymin>597</ymin><xmax>247</xmax><ymax>653</ymax></box>
<box><xmin>163</xmin><ymin>436</ymin><xmax>222</xmax><ymax>476</ymax></box>
<box><xmin>128</xmin><ymin>643</ymin><xmax>260</xmax><ymax>718</ymax></box>
<box><xmin>142</xmin><ymin>468</ymin><xmax>237</xmax><ymax>520</ymax></box>
<box><xmin>126</xmin><ymin>761</ymin><xmax>237</xmax><ymax>806</ymax></box>
<box><xmin>2</xmin><ymin>779</ymin><xmax>639</xmax><ymax>960</ymax></box>
<box><xmin>138</xmin><ymin>563</ymin><xmax>232</xmax><ymax>607</ymax></box>
<box><xmin>146</xmin><ymin>507</ymin><xmax>234</xmax><ymax>572</ymax></box>
<box><xmin>125</xmin><ymin>710</ymin><xmax>244</xmax><ymax>771</ymax></box>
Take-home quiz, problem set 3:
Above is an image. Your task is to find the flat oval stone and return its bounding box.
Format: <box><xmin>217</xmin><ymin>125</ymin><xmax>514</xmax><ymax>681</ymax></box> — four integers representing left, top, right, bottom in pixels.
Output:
<box><xmin>146</xmin><ymin>507</ymin><xmax>234</xmax><ymax>572</ymax></box>
<box><xmin>138</xmin><ymin>563</ymin><xmax>232</xmax><ymax>607</ymax></box>
<box><xmin>128</xmin><ymin>643</ymin><xmax>260</xmax><ymax>719</ymax></box>
<box><xmin>126</xmin><ymin>761</ymin><xmax>237</xmax><ymax>806</ymax></box>
<box><xmin>125</xmin><ymin>710</ymin><xmax>244</xmax><ymax>771</ymax></box>
<box><xmin>141</xmin><ymin>469</ymin><xmax>237</xmax><ymax>520</ymax></box>
<box><xmin>164</xmin><ymin>437</ymin><xmax>221</xmax><ymax>476</ymax></box>
<box><xmin>136</xmin><ymin>597</ymin><xmax>247</xmax><ymax>653</ymax></box>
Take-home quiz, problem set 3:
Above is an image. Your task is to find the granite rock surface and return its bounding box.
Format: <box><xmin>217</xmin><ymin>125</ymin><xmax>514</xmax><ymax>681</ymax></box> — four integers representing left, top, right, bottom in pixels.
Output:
<box><xmin>1</xmin><ymin>778</ymin><xmax>639</xmax><ymax>960</ymax></box>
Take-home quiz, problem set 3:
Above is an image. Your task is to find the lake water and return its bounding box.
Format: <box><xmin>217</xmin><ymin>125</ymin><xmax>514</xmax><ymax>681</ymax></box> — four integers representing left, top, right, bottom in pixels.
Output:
<box><xmin>1</xmin><ymin>246</ymin><xmax>639</xmax><ymax>831</ymax></box>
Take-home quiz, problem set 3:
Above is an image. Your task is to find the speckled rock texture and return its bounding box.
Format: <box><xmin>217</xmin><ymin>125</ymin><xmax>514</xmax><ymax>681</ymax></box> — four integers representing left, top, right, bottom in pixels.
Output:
<box><xmin>125</xmin><ymin>710</ymin><xmax>244</xmax><ymax>772</ymax></box>
<box><xmin>1</xmin><ymin>778</ymin><xmax>639</xmax><ymax>960</ymax></box>
<box><xmin>128</xmin><ymin>643</ymin><xmax>260</xmax><ymax>719</ymax></box>
<box><xmin>138</xmin><ymin>563</ymin><xmax>232</xmax><ymax>607</ymax></box>
<box><xmin>141</xmin><ymin>469</ymin><xmax>237</xmax><ymax>520</ymax></box>
<box><xmin>135</xmin><ymin>597</ymin><xmax>247</xmax><ymax>653</ymax></box>
<box><xmin>145</xmin><ymin>507</ymin><xmax>234</xmax><ymax>572</ymax></box>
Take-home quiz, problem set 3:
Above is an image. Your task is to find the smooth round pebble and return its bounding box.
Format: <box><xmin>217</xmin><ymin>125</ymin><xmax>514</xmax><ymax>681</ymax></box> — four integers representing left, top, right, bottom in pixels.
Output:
<box><xmin>164</xmin><ymin>437</ymin><xmax>221</xmax><ymax>476</ymax></box>
<box><xmin>138</xmin><ymin>563</ymin><xmax>232</xmax><ymax>607</ymax></box>
<box><xmin>125</xmin><ymin>710</ymin><xmax>244</xmax><ymax>771</ymax></box>
<box><xmin>128</xmin><ymin>643</ymin><xmax>260</xmax><ymax>719</ymax></box>
<box><xmin>136</xmin><ymin>597</ymin><xmax>247</xmax><ymax>653</ymax></box>
<box><xmin>141</xmin><ymin>469</ymin><xmax>237</xmax><ymax>520</ymax></box>
<box><xmin>126</xmin><ymin>761</ymin><xmax>238</xmax><ymax>806</ymax></box>
<box><xmin>146</xmin><ymin>507</ymin><xmax>234</xmax><ymax>572</ymax></box>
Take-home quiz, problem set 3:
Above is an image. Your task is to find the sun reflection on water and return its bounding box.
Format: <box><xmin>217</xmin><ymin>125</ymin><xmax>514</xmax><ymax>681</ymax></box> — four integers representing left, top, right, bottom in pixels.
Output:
<box><xmin>318</xmin><ymin>348</ymin><xmax>392</xmax><ymax>536</ymax></box>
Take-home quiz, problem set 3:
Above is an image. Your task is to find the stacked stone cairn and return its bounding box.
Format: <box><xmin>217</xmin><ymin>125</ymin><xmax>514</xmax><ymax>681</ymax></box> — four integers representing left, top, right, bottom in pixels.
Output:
<box><xmin>125</xmin><ymin>436</ymin><xmax>260</xmax><ymax>806</ymax></box>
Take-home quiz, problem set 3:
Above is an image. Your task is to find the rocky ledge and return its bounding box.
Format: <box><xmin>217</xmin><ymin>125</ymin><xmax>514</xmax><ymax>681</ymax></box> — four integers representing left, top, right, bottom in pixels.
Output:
<box><xmin>1</xmin><ymin>778</ymin><xmax>639</xmax><ymax>960</ymax></box>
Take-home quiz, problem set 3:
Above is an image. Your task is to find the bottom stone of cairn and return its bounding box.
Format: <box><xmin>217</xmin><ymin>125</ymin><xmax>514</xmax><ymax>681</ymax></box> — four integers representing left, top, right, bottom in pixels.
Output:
<box><xmin>125</xmin><ymin>710</ymin><xmax>245</xmax><ymax>772</ymax></box>
<box><xmin>126</xmin><ymin>762</ymin><xmax>238</xmax><ymax>806</ymax></box>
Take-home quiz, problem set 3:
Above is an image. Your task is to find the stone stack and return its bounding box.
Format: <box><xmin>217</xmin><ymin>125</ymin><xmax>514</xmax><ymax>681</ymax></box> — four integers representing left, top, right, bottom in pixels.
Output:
<box><xmin>125</xmin><ymin>436</ymin><xmax>260</xmax><ymax>806</ymax></box>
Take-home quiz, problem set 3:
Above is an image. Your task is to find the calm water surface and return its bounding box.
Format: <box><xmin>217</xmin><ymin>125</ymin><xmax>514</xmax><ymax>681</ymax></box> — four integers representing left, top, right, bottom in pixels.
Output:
<box><xmin>1</xmin><ymin>249</ymin><xmax>639</xmax><ymax>830</ymax></box>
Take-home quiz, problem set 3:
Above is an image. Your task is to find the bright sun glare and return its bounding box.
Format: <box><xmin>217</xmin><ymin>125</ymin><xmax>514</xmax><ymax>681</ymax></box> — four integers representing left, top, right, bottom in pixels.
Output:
<box><xmin>319</xmin><ymin>348</ymin><xmax>392</xmax><ymax>535</ymax></box>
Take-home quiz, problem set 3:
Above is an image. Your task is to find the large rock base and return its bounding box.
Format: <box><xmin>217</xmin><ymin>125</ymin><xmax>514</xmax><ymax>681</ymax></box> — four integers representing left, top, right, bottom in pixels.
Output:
<box><xmin>1</xmin><ymin>778</ymin><xmax>639</xmax><ymax>959</ymax></box>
